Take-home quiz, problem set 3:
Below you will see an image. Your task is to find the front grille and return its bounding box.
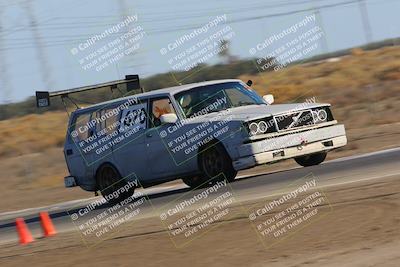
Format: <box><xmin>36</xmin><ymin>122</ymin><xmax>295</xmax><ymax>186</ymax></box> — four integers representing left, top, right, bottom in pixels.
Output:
<box><xmin>274</xmin><ymin>110</ymin><xmax>315</xmax><ymax>131</ymax></box>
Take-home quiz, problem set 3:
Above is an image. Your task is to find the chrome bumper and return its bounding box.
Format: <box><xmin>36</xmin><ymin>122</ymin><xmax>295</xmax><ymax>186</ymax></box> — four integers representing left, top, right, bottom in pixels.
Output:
<box><xmin>233</xmin><ymin>124</ymin><xmax>347</xmax><ymax>171</ymax></box>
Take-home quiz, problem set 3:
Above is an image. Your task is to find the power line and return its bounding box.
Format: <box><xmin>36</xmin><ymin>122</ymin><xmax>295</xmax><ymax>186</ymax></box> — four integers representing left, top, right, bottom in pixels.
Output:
<box><xmin>0</xmin><ymin>0</ymin><xmax>357</xmax><ymax>32</ymax></box>
<box><xmin>0</xmin><ymin>0</ymin><xmax>89</xmax><ymax>37</ymax></box>
<box><xmin>0</xmin><ymin>0</ymin><xmax>371</xmax><ymax>51</ymax></box>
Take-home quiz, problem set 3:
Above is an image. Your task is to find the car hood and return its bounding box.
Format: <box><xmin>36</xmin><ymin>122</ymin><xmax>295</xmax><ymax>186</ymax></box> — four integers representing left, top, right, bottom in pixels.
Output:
<box><xmin>188</xmin><ymin>103</ymin><xmax>330</xmax><ymax>122</ymax></box>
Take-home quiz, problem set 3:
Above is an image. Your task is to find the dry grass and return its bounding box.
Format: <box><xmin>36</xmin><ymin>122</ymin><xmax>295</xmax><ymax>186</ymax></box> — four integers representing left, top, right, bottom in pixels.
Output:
<box><xmin>0</xmin><ymin>112</ymin><xmax>68</xmax><ymax>158</ymax></box>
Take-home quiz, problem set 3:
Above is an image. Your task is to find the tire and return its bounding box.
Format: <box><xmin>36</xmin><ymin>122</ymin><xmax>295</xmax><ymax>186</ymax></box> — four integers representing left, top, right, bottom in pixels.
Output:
<box><xmin>96</xmin><ymin>164</ymin><xmax>135</xmax><ymax>205</ymax></box>
<box><xmin>182</xmin><ymin>143</ymin><xmax>237</xmax><ymax>189</ymax></box>
<box><xmin>182</xmin><ymin>176</ymin><xmax>206</xmax><ymax>188</ymax></box>
<box><xmin>294</xmin><ymin>152</ymin><xmax>327</xmax><ymax>167</ymax></box>
<box><xmin>199</xmin><ymin>143</ymin><xmax>237</xmax><ymax>184</ymax></box>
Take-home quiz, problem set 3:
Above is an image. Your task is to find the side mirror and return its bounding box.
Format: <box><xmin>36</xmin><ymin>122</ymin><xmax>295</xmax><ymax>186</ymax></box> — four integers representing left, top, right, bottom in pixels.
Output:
<box><xmin>160</xmin><ymin>113</ymin><xmax>178</xmax><ymax>124</ymax></box>
<box><xmin>246</xmin><ymin>80</ymin><xmax>253</xmax><ymax>86</ymax></box>
<box><xmin>263</xmin><ymin>94</ymin><xmax>274</xmax><ymax>105</ymax></box>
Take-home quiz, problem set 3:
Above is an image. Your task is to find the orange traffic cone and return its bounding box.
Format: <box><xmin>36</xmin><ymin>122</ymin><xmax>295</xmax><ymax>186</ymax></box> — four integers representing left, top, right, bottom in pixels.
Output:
<box><xmin>16</xmin><ymin>218</ymin><xmax>34</xmax><ymax>245</ymax></box>
<box><xmin>39</xmin><ymin>211</ymin><xmax>56</xmax><ymax>237</ymax></box>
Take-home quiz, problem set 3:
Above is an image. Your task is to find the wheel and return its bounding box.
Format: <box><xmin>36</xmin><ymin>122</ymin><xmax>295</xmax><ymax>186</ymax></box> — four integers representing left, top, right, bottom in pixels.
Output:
<box><xmin>182</xmin><ymin>176</ymin><xmax>206</xmax><ymax>188</ymax></box>
<box><xmin>96</xmin><ymin>164</ymin><xmax>135</xmax><ymax>205</ymax></box>
<box><xmin>294</xmin><ymin>152</ymin><xmax>327</xmax><ymax>167</ymax></box>
<box><xmin>199</xmin><ymin>143</ymin><xmax>237</xmax><ymax>184</ymax></box>
<box><xmin>182</xmin><ymin>143</ymin><xmax>237</xmax><ymax>189</ymax></box>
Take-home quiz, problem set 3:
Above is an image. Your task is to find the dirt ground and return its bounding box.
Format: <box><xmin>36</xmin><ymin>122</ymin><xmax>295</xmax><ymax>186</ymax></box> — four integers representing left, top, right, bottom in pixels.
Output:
<box><xmin>1</xmin><ymin>173</ymin><xmax>399</xmax><ymax>267</ymax></box>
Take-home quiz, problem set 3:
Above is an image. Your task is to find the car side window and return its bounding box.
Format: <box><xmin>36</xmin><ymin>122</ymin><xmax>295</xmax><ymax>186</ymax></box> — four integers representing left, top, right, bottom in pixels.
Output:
<box><xmin>103</xmin><ymin>107</ymin><xmax>120</xmax><ymax>135</ymax></box>
<box><xmin>150</xmin><ymin>97</ymin><xmax>176</xmax><ymax>127</ymax></box>
<box><xmin>71</xmin><ymin>112</ymin><xmax>93</xmax><ymax>141</ymax></box>
<box><xmin>119</xmin><ymin>101</ymin><xmax>148</xmax><ymax>132</ymax></box>
<box><xmin>97</xmin><ymin>111</ymin><xmax>104</xmax><ymax>132</ymax></box>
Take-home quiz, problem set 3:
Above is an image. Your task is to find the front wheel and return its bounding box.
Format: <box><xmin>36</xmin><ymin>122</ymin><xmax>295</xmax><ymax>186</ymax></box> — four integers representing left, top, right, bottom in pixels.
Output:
<box><xmin>183</xmin><ymin>143</ymin><xmax>237</xmax><ymax>189</ymax></box>
<box><xmin>294</xmin><ymin>152</ymin><xmax>327</xmax><ymax>167</ymax></box>
<box><xmin>182</xmin><ymin>176</ymin><xmax>206</xmax><ymax>188</ymax></box>
<box><xmin>200</xmin><ymin>143</ymin><xmax>237</xmax><ymax>182</ymax></box>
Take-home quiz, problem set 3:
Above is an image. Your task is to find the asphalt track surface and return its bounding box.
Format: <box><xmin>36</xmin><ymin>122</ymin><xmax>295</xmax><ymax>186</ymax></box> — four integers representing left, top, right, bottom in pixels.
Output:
<box><xmin>1</xmin><ymin>147</ymin><xmax>399</xmax><ymax>245</ymax></box>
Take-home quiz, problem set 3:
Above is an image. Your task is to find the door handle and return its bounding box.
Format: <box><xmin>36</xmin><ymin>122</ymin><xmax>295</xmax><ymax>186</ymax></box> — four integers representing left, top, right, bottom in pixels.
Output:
<box><xmin>66</xmin><ymin>149</ymin><xmax>73</xmax><ymax>155</ymax></box>
<box><xmin>146</xmin><ymin>132</ymin><xmax>153</xmax><ymax>137</ymax></box>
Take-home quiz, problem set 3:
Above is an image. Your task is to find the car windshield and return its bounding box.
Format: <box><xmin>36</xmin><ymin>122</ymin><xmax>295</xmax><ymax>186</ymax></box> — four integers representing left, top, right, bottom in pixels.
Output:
<box><xmin>174</xmin><ymin>82</ymin><xmax>266</xmax><ymax>118</ymax></box>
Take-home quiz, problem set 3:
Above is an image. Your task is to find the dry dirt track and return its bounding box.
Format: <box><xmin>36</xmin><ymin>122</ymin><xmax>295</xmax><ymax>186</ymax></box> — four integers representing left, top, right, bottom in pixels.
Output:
<box><xmin>0</xmin><ymin>148</ymin><xmax>400</xmax><ymax>267</ymax></box>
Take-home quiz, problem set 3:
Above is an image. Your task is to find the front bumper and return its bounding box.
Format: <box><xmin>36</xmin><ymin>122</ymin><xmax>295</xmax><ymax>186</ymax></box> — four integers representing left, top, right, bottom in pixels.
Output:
<box><xmin>233</xmin><ymin>124</ymin><xmax>347</xmax><ymax>171</ymax></box>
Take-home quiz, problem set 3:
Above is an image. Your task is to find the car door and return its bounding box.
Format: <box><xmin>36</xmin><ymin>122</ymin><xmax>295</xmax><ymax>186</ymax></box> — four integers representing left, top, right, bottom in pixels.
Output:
<box><xmin>111</xmin><ymin>99</ymin><xmax>148</xmax><ymax>182</ymax></box>
<box><xmin>145</xmin><ymin>96</ymin><xmax>184</xmax><ymax>181</ymax></box>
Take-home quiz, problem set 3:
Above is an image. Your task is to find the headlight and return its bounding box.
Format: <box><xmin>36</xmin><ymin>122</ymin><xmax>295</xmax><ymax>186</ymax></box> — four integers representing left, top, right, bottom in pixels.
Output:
<box><xmin>312</xmin><ymin>107</ymin><xmax>334</xmax><ymax>123</ymax></box>
<box><xmin>313</xmin><ymin>109</ymin><xmax>327</xmax><ymax>123</ymax></box>
<box><xmin>249</xmin><ymin>122</ymin><xmax>259</xmax><ymax>135</ymax></box>
<box><xmin>258</xmin><ymin>121</ymin><xmax>268</xmax><ymax>132</ymax></box>
<box><xmin>247</xmin><ymin>118</ymin><xmax>276</xmax><ymax>136</ymax></box>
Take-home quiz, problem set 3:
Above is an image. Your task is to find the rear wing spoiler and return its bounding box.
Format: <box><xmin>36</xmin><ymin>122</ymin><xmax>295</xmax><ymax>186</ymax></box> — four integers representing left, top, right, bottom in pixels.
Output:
<box><xmin>35</xmin><ymin>74</ymin><xmax>141</xmax><ymax>108</ymax></box>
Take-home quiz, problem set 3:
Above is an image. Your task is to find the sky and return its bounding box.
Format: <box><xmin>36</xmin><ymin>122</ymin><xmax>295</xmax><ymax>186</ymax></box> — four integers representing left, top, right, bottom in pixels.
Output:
<box><xmin>0</xmin><ymin>0</ymin><xmax>399</xmax><ymax>104</ymax></box>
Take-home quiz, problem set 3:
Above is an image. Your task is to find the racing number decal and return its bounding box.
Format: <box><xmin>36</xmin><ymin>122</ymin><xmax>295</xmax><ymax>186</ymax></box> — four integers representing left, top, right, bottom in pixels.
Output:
<box><xmin>119</xmin><ymin>103</ymin><xmax>147</xmax><ymax>132</ymax></box>
<box><xmin>123</xmin><ymin>108</ymin><xmax>146</xmax><ymax>126</ymax></box>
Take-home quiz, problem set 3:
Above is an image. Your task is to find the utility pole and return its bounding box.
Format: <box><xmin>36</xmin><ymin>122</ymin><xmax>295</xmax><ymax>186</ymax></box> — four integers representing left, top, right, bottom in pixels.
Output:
<box><xmin>117</xmin><ymin>0</ymin><xmax>145</xmax><ymax>77</ymax></box>
<box><xmin>23</xmin><ymin>0</ymin><xmax>55</xmax><ymax>90</ymax></box>
<box><xmin>314</xmin><ymin>8</ymin><xmax>329</xmax><ymax>53</ymax></box>
<box><xmin>358</xmin><ymin>0</ymin><xmax>373</xmax><ymax>44</ymax></box>
<box><xmin>0</xmin><ymin>8</ymin><xmax>14</xmax><ymax>103</ymax></box>
<box><xmin>116</xmin><ymin>0</ymin><xmax>130</xmax><ymax>78</ymax></box>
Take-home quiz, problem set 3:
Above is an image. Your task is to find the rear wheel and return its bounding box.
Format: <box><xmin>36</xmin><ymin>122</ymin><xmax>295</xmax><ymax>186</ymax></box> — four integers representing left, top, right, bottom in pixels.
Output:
<box><xmin>294</xmin><ymin>152</ymin><xmax>327</xmax><ymax>167</ymax></box>
<box><xmin>96</xmin><ymin>164</ymin><xmax>135</xmax><ymax>205</ymax></box>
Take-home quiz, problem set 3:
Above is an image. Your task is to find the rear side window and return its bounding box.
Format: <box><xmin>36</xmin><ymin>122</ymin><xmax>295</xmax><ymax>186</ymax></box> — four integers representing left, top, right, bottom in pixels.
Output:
<box><xmin>71</xmin><ymin>112</ymin><xmax>93</xmax><ymax>141</ymax></box>
<box><xmin>96</xmin><ymin>108</ymin><xmax>121</xmax><ymax>136</ymax></box>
